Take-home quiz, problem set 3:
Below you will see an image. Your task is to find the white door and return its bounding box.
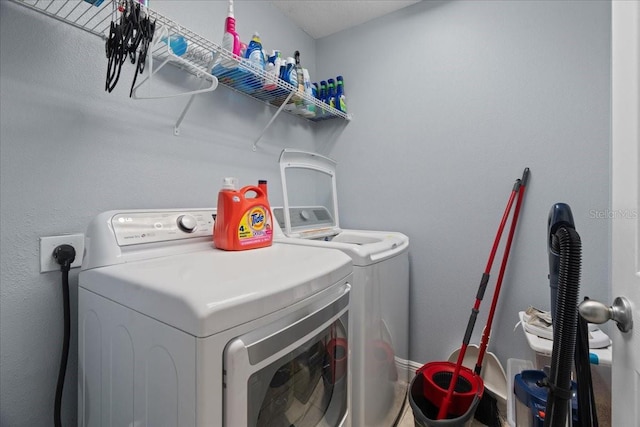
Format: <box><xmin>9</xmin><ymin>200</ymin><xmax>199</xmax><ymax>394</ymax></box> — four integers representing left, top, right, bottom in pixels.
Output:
<box><xmin>611</xmin><ymin>1</ymin><xmax>639</xmax><ymax>425</ymax></box>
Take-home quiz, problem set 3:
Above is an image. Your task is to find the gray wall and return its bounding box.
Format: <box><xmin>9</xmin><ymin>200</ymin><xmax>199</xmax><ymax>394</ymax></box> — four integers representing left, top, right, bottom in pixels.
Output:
<box><xmin>0</xmin><ymin>1</ymin><xmax>319</xmax><ymax>426</ymax></box>
<box><xmin>0</xmin><ymin>0</ymin><xmax>612</xmax><ymax>426</ymax></box>
<box><xmin>316</xmin><ymin>0</ymin><xmax>611</xmax><ymax>366</ymax></box>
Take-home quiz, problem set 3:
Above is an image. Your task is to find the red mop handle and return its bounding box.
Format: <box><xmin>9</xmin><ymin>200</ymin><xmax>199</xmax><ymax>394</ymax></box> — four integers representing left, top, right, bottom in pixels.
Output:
<box><xmin>484</xmin><ymin>178</ymin><xmax>522</xmax><ymax>274</ymax></box>
<box><xmin>475</xmin><ymin>168</ymin><xmax>529</xmax><ymax>374</ymax></box>
<box><xmin>437</xmin><ymin>177</ymin><xmax>522</xmax><ymax>420</ymax></box>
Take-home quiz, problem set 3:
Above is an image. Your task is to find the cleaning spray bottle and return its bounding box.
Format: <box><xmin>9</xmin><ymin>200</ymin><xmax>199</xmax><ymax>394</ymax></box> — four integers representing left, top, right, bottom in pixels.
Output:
<box><xmin>214</xmin><ymin>178</ymin><xmax>273</xmax><ymax>251</ymax></box>
<box><xmin>220</xmin><ymin>0</ymin><xmax>241</xmax><ymax>66</ymax></box>
<box><xmin>281</xmin><ymin>57</ymin><xmax>297</xmax><ymax>87</ymax></box>
<box><xmin>327</xmin><ymin>78</ymin><xmax>336</xmax><ymax>110</ymax></box>
<box><xmin>264</xmin><ymin>50</ymin><xmax>282</xmax><ymax>91</ymax></box>
<box><xmin>336</xmin><ymin>75</ymin><xmax>347</xmax><ymax>113</ymax></box>
<box><xmin>319</xmin><ymin>80</ymin><xmax>328</xmax><ymax>117</ymax></box>
<box><xmin>298</xmin><ymin>69</ymin><xmax>315</xmax><ymax>118</ymax></box>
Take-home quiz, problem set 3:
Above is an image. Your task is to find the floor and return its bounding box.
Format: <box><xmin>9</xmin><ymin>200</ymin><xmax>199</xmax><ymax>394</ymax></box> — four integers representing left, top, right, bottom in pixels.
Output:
<box><xmin>395</xmin><ymin>374</ymin><xmax>611</xmax><ymax>427</ymax></box>
<box><xmin>395</xmin><ymin>396</ymin><xmax>508</xmax><ymax>427</ymax></box>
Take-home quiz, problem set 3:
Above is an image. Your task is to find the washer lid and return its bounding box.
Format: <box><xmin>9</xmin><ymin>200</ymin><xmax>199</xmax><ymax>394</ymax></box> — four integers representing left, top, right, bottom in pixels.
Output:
<box><xmin>273</xmin><ymin>220</ymin><xmax>409</xmax><ymax>266</ymax></box>
<box><xmin>79</xmin><ymin>244</ymin><xmax>352</xmax><ymax>338</ymax></box>
<box><xmin>279</xmin><ymin>149</ymin><xmax>340</xmax><ymax>238</ymax></box>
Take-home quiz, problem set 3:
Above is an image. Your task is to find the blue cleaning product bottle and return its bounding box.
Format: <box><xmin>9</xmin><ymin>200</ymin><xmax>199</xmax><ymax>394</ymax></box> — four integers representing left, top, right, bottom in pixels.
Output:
<box><xmin>327</xmin><ymin>78</ymin><xmax>336</xmax><ymax>110</ymax></box>
<box><xmin>161</xmin><ymin>34</ymin><xmax>188</xmax><ymax>56</ymax></box>
<box><xmin>320</xmin><ymin>81</ymin><xmax>328</xmax><ymax>103</ymax></box>
<box><xmin>264</xmin><ymin>50</ymin><xmax>282</xmax><ymax>91</ymax></box>
<box><xmin>245</xmin><ymin>33</ymin><xmax>265</xmax><ymax>72</ymax></box>
<box><xmin>281</xmin><ymin>57</ymin><xmax>297</xmax><ymax>88</ymax></box>
<box><xmin>336</xmin><ymin>76</ymin><xmax>347</xmax><ymax>113</ymax></box>
<box><xmin>319</xmin><ymin>80</ymin><xmax>328</xmax><ymax>116</ymax></box>
<box><xmin>240</xmin><ymin>32</ymin><xmax>265</xmax><ymax>92</ymax></box>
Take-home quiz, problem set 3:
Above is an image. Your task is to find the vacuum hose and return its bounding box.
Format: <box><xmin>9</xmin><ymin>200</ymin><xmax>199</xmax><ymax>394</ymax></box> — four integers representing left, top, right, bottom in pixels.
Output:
<box><xmin>544</xmin><ymin>226</ymin><xmax>582</xmax><ymax>427</ymax></box>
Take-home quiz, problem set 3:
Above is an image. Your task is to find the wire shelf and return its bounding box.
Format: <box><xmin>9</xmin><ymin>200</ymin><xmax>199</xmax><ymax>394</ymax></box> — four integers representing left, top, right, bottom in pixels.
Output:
<box><xmin>10</xmin><ymin>0</ymin><xmax>351</xmax><ymax>124</ymax></box>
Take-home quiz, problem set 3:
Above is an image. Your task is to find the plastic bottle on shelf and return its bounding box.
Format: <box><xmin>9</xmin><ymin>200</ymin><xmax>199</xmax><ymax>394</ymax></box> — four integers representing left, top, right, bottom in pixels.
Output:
<box><xmin>161</xmin><ymin>34</ymin><xmax>188</xmax><ymax>56</ymax></box>
<box><xmin>238</xmin><ymin>32</ymin><xmax>265</xmax><ymax>92</ymax></box>
<box><xmin>311</xmin><ymin>82</ymin><xmax>320</xmax><ymax>117</ymax></box>
<box><xmin>336</xmin><ymin>75</ymin><xmax>347</xmax><ymax>113</ymax></box>
<box><xmin>282</xmin><ymin>58</ymin><xmax>298</xmax><ymax>111</ymax></box>
<box><xmin>245</xmin><ymin>33</ymin><xmax>266</xmax><ymax>72</ymax></box>
<box><xmin>281</xmin><ymin>57</ymin><xmax>297</xmax><ymax>88</ymax></box>
<box><xmin>289</xmin><ymin>51</ymin><xmax>305</xmax><ymax>106</ymax></box>
<box><xmin>299</xmin><ymin>69</ymin><xmax>316</xmax><ymax>117</ymax></box>
<box><xmin>220</xmin><ymin>0</ymin><xmax>241</xmax><ymax>67</ymax></box>
<box><xmin>294</xmin><ymin>51</ymin><xmax>305</xmax><ymax>93</ymax></box>
<box><xmin>264</xmin><ymin>50</ymin><xmax>282</xmax><ymax>91</ymax></box>
<box><xmin>319</xmin><ymin>80</ymin><xmax>328</xmax><ymax>117</ymax></box>
<box><xmin>327</xmin><ymin>78</ymin><xmax>336</xmax><ymax>110</ymax></box>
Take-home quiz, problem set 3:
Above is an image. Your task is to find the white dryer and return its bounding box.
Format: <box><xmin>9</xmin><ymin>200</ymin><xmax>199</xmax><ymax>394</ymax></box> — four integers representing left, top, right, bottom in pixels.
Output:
<box><xmin>78</xmin><ymin>208</ymin><xmax>353</xmax><ymax>427</ymax></box>
<box><xmin>273</xmin><ymin>150</ymin><xmax>410</xmax><ymax>427</ymax></box>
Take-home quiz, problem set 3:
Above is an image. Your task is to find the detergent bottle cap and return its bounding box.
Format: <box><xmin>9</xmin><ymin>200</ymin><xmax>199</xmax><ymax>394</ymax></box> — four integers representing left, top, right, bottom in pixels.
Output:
<box><xmin>221</xmin><ymin>177</ymin><xmax>238</xmax><ymax>190</ymax></box>
<box><xmin>258</xmin><ymin>180</ymin><xmax>268</xmax><ymax>197</ymax></box>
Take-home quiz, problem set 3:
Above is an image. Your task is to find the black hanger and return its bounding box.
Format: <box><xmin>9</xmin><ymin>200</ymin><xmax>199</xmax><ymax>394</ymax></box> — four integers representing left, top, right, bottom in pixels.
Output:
<box><xmin>130</xmin><ymin>10</ymin><xmax>156</xmax><ymax>97</ymax></box>
<box><xmin>105</xmin><ymin>0</ymin><xmax>158</xmax><ymax>96</ymax></box>
<box><xmin>105</xmin><ymin>0</ymin><xmax>130</xmax><ymax>92</ymax></box>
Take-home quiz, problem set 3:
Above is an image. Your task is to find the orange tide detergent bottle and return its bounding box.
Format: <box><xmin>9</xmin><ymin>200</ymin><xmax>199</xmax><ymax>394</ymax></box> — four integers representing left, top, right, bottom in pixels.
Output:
<box><xmin>214</xmin><ymin>177</ymin><xmax>273</xmax><ymax>250</ymax></box>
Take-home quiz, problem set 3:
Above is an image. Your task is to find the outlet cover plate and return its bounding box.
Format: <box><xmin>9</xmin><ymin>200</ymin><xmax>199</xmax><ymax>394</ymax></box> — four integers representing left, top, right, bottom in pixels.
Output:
<box><xmin>40</xmin><ymin>234</ymin><xmax>84</xmax><ymax>273</ymax></box>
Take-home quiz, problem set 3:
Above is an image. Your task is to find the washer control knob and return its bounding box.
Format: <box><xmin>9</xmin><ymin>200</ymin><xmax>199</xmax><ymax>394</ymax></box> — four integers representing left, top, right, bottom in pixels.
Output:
<box><xmin>177</xmin><ymin>215</ymin><xmax>198</xmax><ymax>233</ymax></box>
<box><xmin>300</xmin><ymin>210</ymin><xmax>311</xmax><ymax>221</ymax></box>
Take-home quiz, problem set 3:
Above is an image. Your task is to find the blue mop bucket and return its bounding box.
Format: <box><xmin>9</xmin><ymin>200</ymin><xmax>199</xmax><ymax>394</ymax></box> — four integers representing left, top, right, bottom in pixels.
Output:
<box><xmin>409</xmin><ymin>369</ymin><xmax>483</xmax><ymax>427</ymax></box>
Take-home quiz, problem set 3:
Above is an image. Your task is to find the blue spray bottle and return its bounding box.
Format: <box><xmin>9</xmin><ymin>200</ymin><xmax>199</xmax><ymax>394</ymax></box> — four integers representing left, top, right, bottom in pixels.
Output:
<box><xmin>336</xmin><ymin>76</ymin><xmax>347</xmax><ymax>113</ymax></box>
<box><xmin>327</xmin><ymin>78</ymin><xmax>336</xmax><ymax>110</ymax></box>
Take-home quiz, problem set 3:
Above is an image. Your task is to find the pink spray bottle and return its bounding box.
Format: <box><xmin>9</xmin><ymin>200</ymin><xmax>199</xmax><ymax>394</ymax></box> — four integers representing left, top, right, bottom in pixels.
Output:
<box><xmin>222</xmin><ymin>0</ymin><xmax>241</xmax><ymax>58</ymax></box>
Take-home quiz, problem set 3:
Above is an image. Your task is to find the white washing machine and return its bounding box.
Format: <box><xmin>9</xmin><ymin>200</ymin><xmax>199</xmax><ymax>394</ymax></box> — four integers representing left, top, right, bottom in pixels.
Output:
<box><xmin>273</xmin><ymin>150</ymin><xmax>410</xmax><ymax>427</ymax></box>
<box><xmin>78</xmin><ymin>208</ymin><xmax>353</xmax><ymax>427</ymax></box>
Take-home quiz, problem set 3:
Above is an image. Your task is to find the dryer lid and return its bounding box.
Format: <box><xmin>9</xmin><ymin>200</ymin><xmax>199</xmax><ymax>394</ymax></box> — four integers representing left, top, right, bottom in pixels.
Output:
<box><xmin>279</xmin><ymin>149</ymin><xmax>340</xmax><ymax>238</ymax></box>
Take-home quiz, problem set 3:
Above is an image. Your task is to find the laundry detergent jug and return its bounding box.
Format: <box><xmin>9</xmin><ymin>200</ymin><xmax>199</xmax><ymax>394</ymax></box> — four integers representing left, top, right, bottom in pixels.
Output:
<box><xmin>214</xmin><ymin>178</ymin><xmax>273</xmax><ymax>250</ymax></box>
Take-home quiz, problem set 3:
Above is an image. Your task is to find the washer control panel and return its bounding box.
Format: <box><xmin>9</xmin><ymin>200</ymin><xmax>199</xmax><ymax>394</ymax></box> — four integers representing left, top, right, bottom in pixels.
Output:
<box><xmin>111</xmin><ymin>210</ymin><xmax>215</xmax><ymax>246</ymax></box>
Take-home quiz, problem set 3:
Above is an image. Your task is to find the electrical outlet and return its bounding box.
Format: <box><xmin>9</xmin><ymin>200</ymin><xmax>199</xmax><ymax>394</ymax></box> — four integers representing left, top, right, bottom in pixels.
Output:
<box><xmin>40</xmin><ymin>234</ymin><xmax>84</xmax><ymax>273</ymax></box>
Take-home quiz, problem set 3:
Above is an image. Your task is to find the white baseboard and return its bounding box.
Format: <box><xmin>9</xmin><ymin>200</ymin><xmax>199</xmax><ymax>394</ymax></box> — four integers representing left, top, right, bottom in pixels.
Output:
<box><xmin>395</xmin><ymin>357</ymin><xmax>424</xmax><ymax>383</ymax></box>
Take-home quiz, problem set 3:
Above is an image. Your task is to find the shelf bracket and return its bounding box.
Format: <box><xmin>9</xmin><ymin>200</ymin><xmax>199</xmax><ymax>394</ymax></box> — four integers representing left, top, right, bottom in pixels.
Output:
<box><xmin>253</xmin><ymin>90</ymin><xmax>295</xmax><ymax>151</ymax></box>
<box><xmin>174</xmin><ymin>78</ymin><xmax>210</xmax><ymax>135</ymax></box>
